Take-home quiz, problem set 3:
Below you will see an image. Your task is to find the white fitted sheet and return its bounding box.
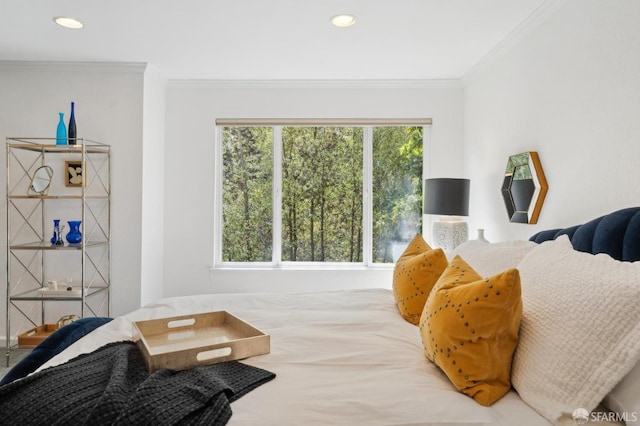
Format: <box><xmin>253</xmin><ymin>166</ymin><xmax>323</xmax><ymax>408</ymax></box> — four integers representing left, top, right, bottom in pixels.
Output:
<box><xmin>36</xmin><ymin>288</ymin><xmax>612</xmax><ymax>425</ymax></box>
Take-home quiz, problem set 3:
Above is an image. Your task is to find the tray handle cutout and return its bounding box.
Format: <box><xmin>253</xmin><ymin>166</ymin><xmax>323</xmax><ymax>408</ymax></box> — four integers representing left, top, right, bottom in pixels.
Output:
<box><xmin>167</xmin><ymin>330</ymin><xmax>196</xmax><ymax>341</ymax></box>
<box><xmin>167</xmin><ymin>318</ymin><xmax>196</xmax><ymax>328</ymax></box>
<box><xmin>197</xmin><ymin>347</ymin><xmax>232</xmax><ymax>362</ymax></box>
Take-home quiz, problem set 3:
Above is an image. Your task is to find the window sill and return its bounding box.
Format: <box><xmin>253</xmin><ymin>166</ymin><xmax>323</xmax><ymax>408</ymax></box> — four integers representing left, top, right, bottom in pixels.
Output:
<box><xmin>211</xmin><ymin>263</ymin><xmax>394</xmax><ymax>272</ymax></box>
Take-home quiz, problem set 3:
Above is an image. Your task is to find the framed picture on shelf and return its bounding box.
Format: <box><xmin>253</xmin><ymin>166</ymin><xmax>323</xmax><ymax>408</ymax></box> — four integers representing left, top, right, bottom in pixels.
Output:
<box><xmin>65</xmin><ymin>161</ymin><xmax>84</xmax><ymax>187</ymax></box>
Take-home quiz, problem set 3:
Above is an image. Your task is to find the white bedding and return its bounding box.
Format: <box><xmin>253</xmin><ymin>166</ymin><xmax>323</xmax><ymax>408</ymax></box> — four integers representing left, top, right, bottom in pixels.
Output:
<box><xmin>38</xmin><ymin>288</ymin><xmax>558</xmax><ymax>425</ymax></box>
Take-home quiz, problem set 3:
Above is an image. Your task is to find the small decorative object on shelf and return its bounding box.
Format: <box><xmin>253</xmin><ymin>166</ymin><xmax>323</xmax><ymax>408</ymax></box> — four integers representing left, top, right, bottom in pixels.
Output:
<box><xmin>28</xmin><ymin>165</ymin><xmax>54</xmax><ymax>195</ymax></box>
<box><xmin>68</xmin><ymin>101</ymin><xmax>77</xmax><ymax>145</ymax></box>
<box><xmin>50</xmin><ymin>219</ymin><xmax>65</xmax><ymax>246</ymax></box>
<box><xmin>57</xmin><ymin>314</ymin><xmax>80</xmax><ymax>328</ymax></box>
<box><xmin>50</xmin><ymin>220</ymin><xmax>59</xmax><ymax>244</ymax></box>
<box><xmin>56</xmin><ymin>113</ymin><xmax>67</xmax><ymax>145</ymax></box>
<box><xmin>66</xmin><ymin>220</ymin><xmax>82</xmax><ymax>244</ymax></box>
<box><xmin>65</xmin><ymin>161</ymin><xmax>83</xmax><ymax>187</ymax></box>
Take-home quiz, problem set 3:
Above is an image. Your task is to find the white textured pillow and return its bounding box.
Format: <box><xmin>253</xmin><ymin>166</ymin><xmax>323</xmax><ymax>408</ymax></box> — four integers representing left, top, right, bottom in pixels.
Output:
<box><xmin>512</xmin><ymin>236</ymin><xmax>640</xmax><ymax>424</ymax></box>
<box><xmin>450</xmin><ymin>239</ymin><xmax>536</xmax><ymax>277</ymax></box>
<box><xmin>603</xmin><ymin>361</ymin><xmax>640</xmax><ymax>425</ymax></box>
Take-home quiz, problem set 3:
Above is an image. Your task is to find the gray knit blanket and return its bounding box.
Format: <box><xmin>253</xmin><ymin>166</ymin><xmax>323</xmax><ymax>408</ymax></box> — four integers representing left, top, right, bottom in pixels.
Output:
<box><xmin>0</xmin><ymin>341</ymin><xmax>275</xmax><ymax>425</ymax></box>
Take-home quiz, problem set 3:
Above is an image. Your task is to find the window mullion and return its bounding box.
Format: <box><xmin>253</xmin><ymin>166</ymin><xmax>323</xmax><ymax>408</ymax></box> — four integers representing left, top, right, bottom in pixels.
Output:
<box><xmin>272</xmin><ymin>126</ymin><xmax>283</xmax><ymax>265</ymax></box>
<box><xmin>362</xmin><ymin>126</ymin><xmax>373</xmax><ymax>266</ymax></box>
<box><xmin>214</xmin><ymin>125</ymin><xmax>223</xmax><ymax>265</ymax></box>
<box><xmin>422</xmin><ymin>125</ymin><xmax>432</xmax><ymax>238</ymax></box>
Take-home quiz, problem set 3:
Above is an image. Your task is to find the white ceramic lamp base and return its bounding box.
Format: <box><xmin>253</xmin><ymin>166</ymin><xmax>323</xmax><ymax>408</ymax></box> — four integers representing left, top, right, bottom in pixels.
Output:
<box><xmin>432</xmin><ymin>218</ymin><xmax>468</xmax><ymax>250</ymax></box>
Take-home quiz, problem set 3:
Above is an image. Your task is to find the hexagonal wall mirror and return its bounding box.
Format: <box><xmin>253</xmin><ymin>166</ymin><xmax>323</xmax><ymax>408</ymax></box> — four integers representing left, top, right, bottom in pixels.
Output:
<box><xmin>501</xmin><ymin>151</ymin><xmax>548</xmax><ymax>224</ymax></box>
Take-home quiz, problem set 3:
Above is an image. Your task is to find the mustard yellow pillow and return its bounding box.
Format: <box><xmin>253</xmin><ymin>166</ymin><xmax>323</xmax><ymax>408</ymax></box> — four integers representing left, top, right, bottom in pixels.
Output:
<box><xmin>419</xmin><ymin>255</ymin><xmax>522</xmax><ymax>406</ymax></box>
<box><xmin>392</xmin><ymin>233</ymin><xmax>448</xmax><ymax>325</ymax></box>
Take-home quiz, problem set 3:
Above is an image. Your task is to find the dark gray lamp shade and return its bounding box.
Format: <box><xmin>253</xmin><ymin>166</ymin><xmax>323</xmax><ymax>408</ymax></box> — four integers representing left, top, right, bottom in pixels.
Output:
<box><xmin>423</xmin><ymin>178</ymin><xmax>470</xmax><ymax>216</ymax></box>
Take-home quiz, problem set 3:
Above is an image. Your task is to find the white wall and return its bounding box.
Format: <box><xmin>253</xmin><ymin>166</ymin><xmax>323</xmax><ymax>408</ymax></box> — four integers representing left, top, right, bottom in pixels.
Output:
<box><xmin>140</xmin><ymin>65</ymin><xmax>167</xmax><ymax>305</ymax></box>
<box><xmin>163</xmin><ymin>82</ymin><xmax>465</xmax><ymax>296</ymax></box>
<box><xmin>464</xmin><ymin>0</ymin><xmax>640</xmax><ymax>242</ymax></box>
<box><xmin>0</xmin><ymin>62</ymin><xmax>147</xmax><ymax>338</ymax></box>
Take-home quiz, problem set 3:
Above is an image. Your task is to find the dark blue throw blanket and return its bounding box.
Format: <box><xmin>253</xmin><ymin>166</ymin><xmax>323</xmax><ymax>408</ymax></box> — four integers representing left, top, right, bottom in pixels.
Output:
<box><xmin>1</xmin><ymin>317</ymin><xmax>113</xmax><ymax>386</ymax></box>
<box><xmin>0</xmin><ymin>341</ymin><xmax>275</xmax><ymax>425</ymax></box>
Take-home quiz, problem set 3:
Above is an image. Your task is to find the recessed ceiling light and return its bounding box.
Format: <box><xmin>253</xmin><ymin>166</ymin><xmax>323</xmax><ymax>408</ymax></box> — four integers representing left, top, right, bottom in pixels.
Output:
<box><xmin>331</xmin><ymin>14</ymin><xmax>356</xmax><ymax>28</ymax></box>
<box><xmin>53</xmin><ymin>16</ymin><xmax>84</xmax><ymax>30</ymax></box>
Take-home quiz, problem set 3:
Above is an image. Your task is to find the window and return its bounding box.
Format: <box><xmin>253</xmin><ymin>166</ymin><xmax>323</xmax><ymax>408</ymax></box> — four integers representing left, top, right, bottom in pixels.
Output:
<box><xmin>216</xmin><ymin>120</ymin><xmax>429</xmax><ymax>266</ymax></box>
<box><xmin>221</xmin><ymin>127</ymin><xmax>273</xmax><ymax>262</ymax></box>
<box><xmin>281</xmin><ymin>126</ymin><xmax>363</xmax><ymax>262</ymax></box>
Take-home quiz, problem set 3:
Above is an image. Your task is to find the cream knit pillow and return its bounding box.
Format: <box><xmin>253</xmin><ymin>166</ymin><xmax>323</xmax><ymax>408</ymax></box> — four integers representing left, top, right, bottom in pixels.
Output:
<box><xmin>450</xmin><ymin>239</ymin><xmax>536</xmax><ymax>277</ymax></box>
<box><xmin>512</xmin><ymin>236</ymin><xmax>640</xmax><ymax>425</ymax></box>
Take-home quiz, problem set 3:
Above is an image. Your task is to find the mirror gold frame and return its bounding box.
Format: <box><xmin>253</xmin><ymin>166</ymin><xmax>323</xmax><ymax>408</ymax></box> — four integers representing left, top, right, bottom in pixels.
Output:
<box><xmin>28</xmin><ymin>165</ymin><xmax>54</xmax><ymax>196</ymax></box>
<box><xmin>501</xmin><ymin>151</ymin><xmax>548</xmax><ymax>224</ymax></box>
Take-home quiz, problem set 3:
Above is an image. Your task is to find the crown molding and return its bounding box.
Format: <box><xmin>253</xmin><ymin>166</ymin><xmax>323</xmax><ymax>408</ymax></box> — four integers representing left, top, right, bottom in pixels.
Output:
<box><xmin>462</xmin><ymin>0</ymin><xmax>569</xmax><ymax>85</ymax></box>
<box><xmin>167</xmin><ymin>78</ymin><xmax>463</xmax><ymax>90</ymax></box>
<box><xmin>0</xmin><ymin>60</ymin><xmax>148</xmax><ymax>74</ymax></box>
<box><xmin>0</xmin><ymin>61</ymin><xmax>463</xmax><ymax>88</ymax></box>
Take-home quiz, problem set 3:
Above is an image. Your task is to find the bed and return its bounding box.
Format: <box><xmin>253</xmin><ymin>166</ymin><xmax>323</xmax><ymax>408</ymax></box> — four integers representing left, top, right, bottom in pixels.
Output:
<box><xmin>1</xmin><ymin>207</ymin><xmax>639</xmax><ymax>425</ymax></box>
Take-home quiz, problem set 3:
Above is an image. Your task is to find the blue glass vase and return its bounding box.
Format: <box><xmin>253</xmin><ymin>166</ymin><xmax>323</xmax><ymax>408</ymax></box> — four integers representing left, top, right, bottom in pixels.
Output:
<box><xmin>50</xmin><ymin>219</ymin><xmax>64</xmax><ymax>245</ymax></box>
<box><xmin>66</xmin><ymin>220</ymin><xmax>82</xmax><ymax>244</ymax></box>
<box><xmin>56</xmin><ymin>113</ymin><xmax>67</xmax><ymax>145</ymax></box>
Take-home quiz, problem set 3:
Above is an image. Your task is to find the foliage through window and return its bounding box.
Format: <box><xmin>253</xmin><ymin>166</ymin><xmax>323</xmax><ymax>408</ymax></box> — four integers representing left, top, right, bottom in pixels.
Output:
<box><xmin>220</xmin><ymin>123</ymin><xmax>425</xmax><ymax>265</ymax></box>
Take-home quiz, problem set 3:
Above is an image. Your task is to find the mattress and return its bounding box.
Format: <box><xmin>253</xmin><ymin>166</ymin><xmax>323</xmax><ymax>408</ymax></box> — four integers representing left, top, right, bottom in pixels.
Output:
<box><xmin>38</xmin><ymin>288</ymin><xmax>565</xmax><ymax>426</ymax></box>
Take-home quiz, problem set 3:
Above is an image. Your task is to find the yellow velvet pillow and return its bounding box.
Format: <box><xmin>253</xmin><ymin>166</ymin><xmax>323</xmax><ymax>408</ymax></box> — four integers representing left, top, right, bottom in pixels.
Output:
<box><xmin>392</xmin><ymin>233</ymin><xmax>448</xmax><ymax>325</ymax></box>
<box><xmin>419</xmin><ymin>255</ymin><xmax>522</xmax><ymax>406</ymax></box>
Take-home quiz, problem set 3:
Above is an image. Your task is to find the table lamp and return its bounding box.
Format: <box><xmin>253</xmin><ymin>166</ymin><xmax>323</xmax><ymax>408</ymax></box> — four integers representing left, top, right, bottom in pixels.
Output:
<box><xmin>423</xmin><ymin>178</ymin><xmax>470</xmax><ymax>250</ymax></box>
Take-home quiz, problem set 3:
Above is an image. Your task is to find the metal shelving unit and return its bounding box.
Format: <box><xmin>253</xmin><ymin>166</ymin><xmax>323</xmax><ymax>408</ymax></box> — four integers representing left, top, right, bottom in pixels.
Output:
<box><xmin>5</xmin><ymin>137</ymin><xmax>111</xmax><ymax>366</ymax></box>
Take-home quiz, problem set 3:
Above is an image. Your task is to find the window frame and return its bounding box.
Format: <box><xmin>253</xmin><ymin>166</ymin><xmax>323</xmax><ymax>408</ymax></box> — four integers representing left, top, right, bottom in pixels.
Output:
<box><xmin>213</xmin><ymin>120</ymin><xmax>431</xmax><ymax>270</ymax></box>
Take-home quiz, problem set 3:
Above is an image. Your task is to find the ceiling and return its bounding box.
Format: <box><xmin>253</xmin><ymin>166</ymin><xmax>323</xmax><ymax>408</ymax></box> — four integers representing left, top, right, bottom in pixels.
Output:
<box><xmin>0</xmin><ymin>0</ymin><xmax>555</xmax><ymax>81</ymax></box>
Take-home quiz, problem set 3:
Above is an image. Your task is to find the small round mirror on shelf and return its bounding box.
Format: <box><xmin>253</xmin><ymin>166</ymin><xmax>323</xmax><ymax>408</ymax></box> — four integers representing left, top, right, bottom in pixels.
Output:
<box><xmin>28</xmin><ymin>165</ymin><xmax>54</xmax><ymax>195</ymax></box>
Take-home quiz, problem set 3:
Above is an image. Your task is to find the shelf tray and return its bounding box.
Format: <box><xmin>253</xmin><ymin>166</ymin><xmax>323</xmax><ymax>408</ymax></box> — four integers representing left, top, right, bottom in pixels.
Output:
<box><xmin>9</xmin><ymin>241</ymin><xmax>109</xmax><ymax>250</ymax></box>
<box><xmin>37</xmin><ymin>286</ymin><xmax>86</xmax><ymax>297</ymax></box>
<box><xmin>7</xmin><ymin>138</ymin><xmax>110</xmax><ymax>154</ymax></box>
<box><xmin>10</xmin><ymin>286</ymin><xmax>107</xmax><ymax>301</ymax></box>
<box><xmin>133</xmin><ymin>311</ymin><xmax>270</xmax><ymax>373</ymax></box>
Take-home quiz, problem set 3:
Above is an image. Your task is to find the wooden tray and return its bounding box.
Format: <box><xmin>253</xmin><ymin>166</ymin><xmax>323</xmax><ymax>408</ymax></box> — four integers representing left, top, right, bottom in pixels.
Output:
<box><xmin>133</xmin><ymin>311</ymin><xmax>270</xmax><ymax>373</ymax></box>
<box><xmin>18</xmin><ymin>324</ymin><xmax>59</xmax><ymax>347</ymax></box>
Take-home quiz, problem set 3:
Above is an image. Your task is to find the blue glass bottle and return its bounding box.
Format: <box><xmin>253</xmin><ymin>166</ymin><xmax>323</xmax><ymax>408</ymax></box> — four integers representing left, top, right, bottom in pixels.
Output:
<box><xmin>68</xmin><ymin>101</ymin><xmax>77</xmax><ymax>145</ymax></box>
<box><xmin>50</xmin><ymin>219</ymin><xmax>60</xmax><ymax>244</ymax></box>
<box><xmin>56</xmin><ymin>113</ymin><xmax>67</xmax><ymax>145</ymax></box>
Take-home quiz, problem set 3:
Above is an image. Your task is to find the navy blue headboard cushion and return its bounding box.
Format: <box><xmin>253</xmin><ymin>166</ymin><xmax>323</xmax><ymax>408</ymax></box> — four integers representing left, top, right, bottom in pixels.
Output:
<box><xmin>529</xmin><ymin>207</ymin><xmax>640</xmax><ymax>262</ymax></box>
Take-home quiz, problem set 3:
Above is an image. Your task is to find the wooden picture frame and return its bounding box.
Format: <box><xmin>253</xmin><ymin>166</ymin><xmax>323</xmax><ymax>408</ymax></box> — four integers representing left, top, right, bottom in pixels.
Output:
<box><xmin>65</xmin><ymin>161</ymin><xmax>84</xmax><ymax>187</ymax></box>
